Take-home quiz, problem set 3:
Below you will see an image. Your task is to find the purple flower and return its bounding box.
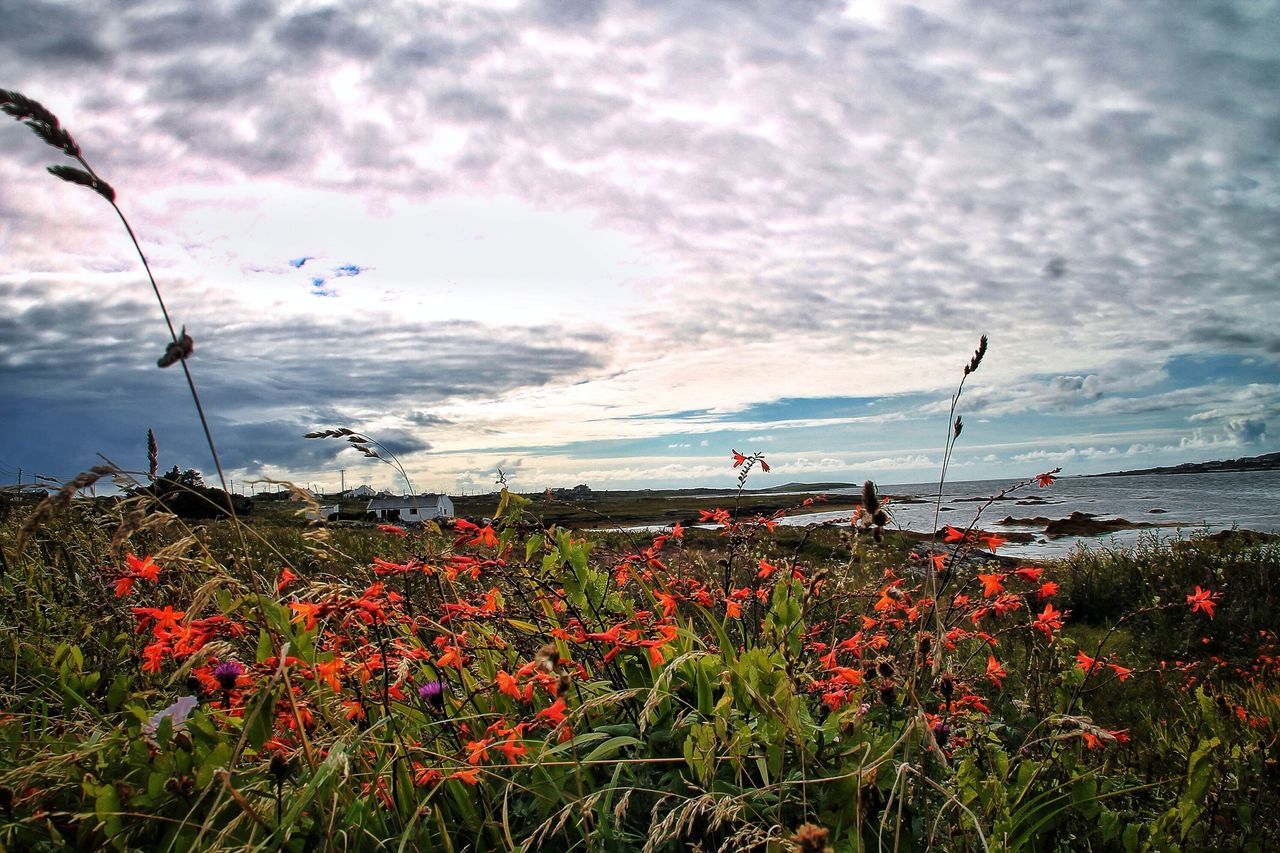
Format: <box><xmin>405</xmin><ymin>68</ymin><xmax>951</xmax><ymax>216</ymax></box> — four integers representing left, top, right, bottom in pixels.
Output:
<box><xmin>418</xmin><ymin>679</ymin><xmax>445</xmax><ymax>709</ymax></box>
<box><xmin>213</xmin><ymin>660</ymin><xmax>244</xmax><ymax>691</ymax></box>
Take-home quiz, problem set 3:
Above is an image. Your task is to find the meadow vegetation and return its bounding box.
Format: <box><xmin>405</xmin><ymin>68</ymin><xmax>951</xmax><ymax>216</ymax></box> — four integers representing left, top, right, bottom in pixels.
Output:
<box><xmin>2</xmin><ymin>89</ymin><xmax>1278</xmax><ymax>852</ymax></box>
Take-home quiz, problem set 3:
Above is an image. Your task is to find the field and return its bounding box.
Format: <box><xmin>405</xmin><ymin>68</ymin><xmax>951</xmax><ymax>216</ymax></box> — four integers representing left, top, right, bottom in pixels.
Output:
<box><xmin>1</xmin><ymin>478</ymin><xmax>1278</xmax><ymax>851</ymax></box>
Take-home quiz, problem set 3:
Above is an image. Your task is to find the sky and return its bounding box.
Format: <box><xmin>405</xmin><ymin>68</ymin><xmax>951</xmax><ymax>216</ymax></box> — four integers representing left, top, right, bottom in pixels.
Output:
<box><xmin>1</xmin><ymin>0</ymin><xmax>1278</xmax><ymax>495</ymax></box>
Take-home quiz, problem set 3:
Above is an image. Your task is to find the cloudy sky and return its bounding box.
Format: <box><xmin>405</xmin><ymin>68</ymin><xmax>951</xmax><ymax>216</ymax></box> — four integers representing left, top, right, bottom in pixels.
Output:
<box><xmin>2</xmin><ymin>0</ymin><xmax>1278</xmax><ymax>495</ymax></box>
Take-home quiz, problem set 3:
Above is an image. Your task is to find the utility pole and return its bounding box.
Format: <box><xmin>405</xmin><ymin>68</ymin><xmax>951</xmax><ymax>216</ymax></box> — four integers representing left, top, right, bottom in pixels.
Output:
<box><xmin>340</xmin><ymin>468</ymin><xmax>346</xmax><ymax>495</ymax></box>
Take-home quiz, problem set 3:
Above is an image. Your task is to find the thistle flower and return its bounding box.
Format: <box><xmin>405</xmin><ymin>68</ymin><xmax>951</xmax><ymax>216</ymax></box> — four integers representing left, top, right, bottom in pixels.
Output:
<box><xmin>213</xmin><ymin>660</ymin><xmax>243</xmax><ymax>691</ymax></box>
<box><xmin>418</xmin><ymin>679</ymin><xmax>446</xmax><ymax>709</ymax></box>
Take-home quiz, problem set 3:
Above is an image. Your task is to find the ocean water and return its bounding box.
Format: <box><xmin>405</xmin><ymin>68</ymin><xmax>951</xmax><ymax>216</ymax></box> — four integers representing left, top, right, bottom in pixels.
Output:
<box><xmin>779</xmin><ymin>469</ymin><xmax>1280</xmax><ymax>559</ymax></box>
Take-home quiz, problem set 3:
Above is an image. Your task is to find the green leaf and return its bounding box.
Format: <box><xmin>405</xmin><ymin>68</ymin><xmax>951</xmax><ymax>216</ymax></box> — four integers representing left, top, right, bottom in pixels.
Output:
<box><xmin>255</xmin><ymin>629</ymin><xmax>272</xmax><ymax>664</ymax></box>
<box><xmin>196</xmin><ymin>741</ymin><xmax>232</xmax><ymax>789</ymax></box>
<box><xmin>93</xmin><ymin>781</ymin><xmax>124</xmax><ymax>842</ymax></box>
<box><xmin>243</xmin><ymin>687</ymin><xmax>276</xmax><ymax>750</ymax></box>
<box><xmin>582</xmin><ymin>735</ymin><xmax>642</xmax><ymax>762</ymax></box>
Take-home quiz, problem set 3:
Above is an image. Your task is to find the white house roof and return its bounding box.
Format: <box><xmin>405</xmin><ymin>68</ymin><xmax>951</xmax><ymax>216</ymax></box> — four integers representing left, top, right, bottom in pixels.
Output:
<box><xmin>366</xmin><ymin>494</ymin><xmax>448</xmax><ymax>510</ymax></box>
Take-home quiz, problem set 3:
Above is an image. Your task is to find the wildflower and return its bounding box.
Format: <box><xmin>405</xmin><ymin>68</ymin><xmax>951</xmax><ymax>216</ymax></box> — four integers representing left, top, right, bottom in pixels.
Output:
<box><xmin>212</xmin><ymin>660</ymin><xmax>243</xmax><ymax>691</ymax></box>
<box><xmin>127</xmin><ymin>553</ymin><xmax>161</xmax><ymax>581</ymax></box>
<box><xmin>731</xmin><ymin>450</ymin><xmax>748</xmax><ymax>467</ymax></box>
<box><xmin>449</xmin><ymin>768</ymin><xmax>480</xmax><ymax>785</ymax></box>
<box><xmin>499</xmin><ymin>735</ymin><xmax>528</xmax><ymax>763</ymax></box>
<box><xmin>418</xmin><ymin>680</ymin><xmax>446</xmax><ymax>710</ymax></box>
<box><xmin>980</xmin><ymin>534</ymin><xmax>1006</xmax><ymax>552</ymax></box>
<box><xmin>1035</xmin><ymin>470</ymin><xmax>1057</xmax><ymax>488</ymax></box>
<box><xmin>465</xmin><ymin>739</ymin><xmax>490</xmax><ymax>765</ymax></box>
<box><xmin>144</xmin><ymin>695</ymin><xmax>199</xmax><ymax>734</ymax></box>
<box><xmin>1186</xmin><ymin>586</ymin><xmax>1217</xmax><ymax>619</ymax></box>
<box><xmin>413</xmin><ymin>764</ymin><xmax>443</xmax><ymax>787</ymax></box>
<box><xmin>977</xmin><ymin>573</ymin><xmax>1004</xmax><ymax>598</ymax></box>
<box><xmin>1109</xmin><ymin>663</ymin><xmax>1133</xmax><ymax>682</ymax></box>
<box><xmin>536</xmin><ymin>697</ymin><xmax>568</xmax><ymax>727</ymax></box>
<box><xmin>757</xmin><ymin>559</ymin><xmax>780</xmax><ymax>580</ymax></box>
<box><xmin>276</xmin><ymin>567</ymin><xmax>298</xmax><ymax>592</ymax></box>
<box><xmin>1037</xmin><ymin>581</ymin><xmax>1059</xmax><ymax>600</ymax></box>
<box><xmin>496</xmin><ymin>670</ymin><xmax>523</xmax><ymax>702</ymax></box>
<box><xmin>314</xmin><ymin>657</ymin><xmax>343</xmax><ymax>691</ymax></box>
<box><xmin>986</xmin><ymin>655</ymin><xmax>1007</xmax><ymax>687</ymax></box>
<box><xmin>376</xmin><ymin>524</ymin><xmax>407</xmax><ymax>537</ymax></box>
<box><xmin>1075</xmin><ymin>651</ymin><xmax>1100</xmax><ymax>676</ymax></box>
<box><xmin>1013</xmin><ymin>566</ymin><xmax>1044</xmax><ymax>583</ymax></box>
<box><xmin>1032</xmin><ymin>603</ymin><xmax>1065</xmax><ymax>638</ymax></box>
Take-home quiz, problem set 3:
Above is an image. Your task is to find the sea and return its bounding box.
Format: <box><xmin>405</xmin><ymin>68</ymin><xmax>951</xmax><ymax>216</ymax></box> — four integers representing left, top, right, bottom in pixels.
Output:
<box><xmin>777</xmin><ymin>469</ymin><xmax>1280</xmax><ymax>559</ymax></box>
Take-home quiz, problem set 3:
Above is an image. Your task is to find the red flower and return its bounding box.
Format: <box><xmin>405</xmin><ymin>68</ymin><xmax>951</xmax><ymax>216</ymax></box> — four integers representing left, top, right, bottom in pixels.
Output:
<box><xmin>449</xmin><ymin>768</ymin><xmax>480</xmax><ymax>785</ymax></box>
<box><xmin>977</xmin><ymin>573</ymin><xmax>1004</xmax><ymax>598</ymax></box>
<box><xmin>1075</xmin><ymin>650</ymin><xmax>1100</xmax><ymax>675</ymax></box>
<box><xmin>126</xmin><ymin>553</ymin><xmax>161</xmax><ymax>581</ymax></box>
<box><xmin>731</xmin><ymin>450</ymin><xmax>748</xmax><ymax>468</ymax></box>
<box><xmin>376</xmin><ymin>524</ymin><xmax>408</xmax><ymax>537</ymax></box>
<box><xmin>536</xmin><ymin>697</ymin><xmax>568</xmax><ymax>727</ymax></box>
<box><xmin>980</xmin><ymin>534</ymin><xmax>1006</xmax><ymax>552</ymax></box>
<box><xmin>276</xmin><ymin>567</ymin><xmax>298</xmax><ymax>592</ymax></box>
<box><xmin>1035</xmin><ymin>471</ymin><xmax>1056</xmax><ymax>488</ymax></box>
<box><xmin>1032</xmin><ymin>603</ymin><xmax>1065</xmax><ymax>638</ymax></box>
<box><xmin>986</xmin><ymin>655</ymin><xmax>1007</xmax><ymax>687</ymax></box>
<box><xmin>1186</xmin><ymin>586</ymin><xmax>1217</xmax><ymax>619</ymax></box>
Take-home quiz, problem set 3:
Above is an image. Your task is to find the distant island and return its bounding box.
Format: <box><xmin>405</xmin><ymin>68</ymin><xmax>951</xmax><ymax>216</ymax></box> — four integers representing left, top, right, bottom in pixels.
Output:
<box><xmin>1088</xmin><ymin>451</ymin><xmax>1280</xmax><ymax>477</ymax></box>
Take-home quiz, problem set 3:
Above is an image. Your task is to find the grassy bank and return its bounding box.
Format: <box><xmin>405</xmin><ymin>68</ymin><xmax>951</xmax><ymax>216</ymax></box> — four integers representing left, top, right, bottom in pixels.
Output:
<box><xmin>1</xmin><ymin>485</ymin><xmax>1277</xmax><ymax>851</ymax></box>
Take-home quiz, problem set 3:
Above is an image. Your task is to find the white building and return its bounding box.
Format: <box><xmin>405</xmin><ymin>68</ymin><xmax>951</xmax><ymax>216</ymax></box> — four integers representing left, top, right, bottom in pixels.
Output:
<box><xmin>344</xmin><ymin>484</ymin><xmax>376</xmax><ymax>498</ymax></box>
<box><xmin>366</xmin><ymin>493</ymin><xmax>455</xmax><ymax>523</ymax></box>
<box><xmin>304</xmin><ymin>504</ymin><xmax>341</xmax><ymax>522</ymax></box>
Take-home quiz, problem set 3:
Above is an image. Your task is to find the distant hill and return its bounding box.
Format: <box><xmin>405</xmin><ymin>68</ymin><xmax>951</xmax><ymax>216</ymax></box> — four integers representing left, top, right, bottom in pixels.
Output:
<box><xmin>1089</xmin><ymin>451</ymin><xmax>1280</xmax><ymax>477</ymax></box>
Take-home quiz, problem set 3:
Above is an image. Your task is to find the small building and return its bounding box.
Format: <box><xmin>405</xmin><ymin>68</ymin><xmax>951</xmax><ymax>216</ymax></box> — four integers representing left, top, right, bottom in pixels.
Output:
<box><xmin>366</xmin><ymin>493</ymin><xmax>455</xmax><ymax>523</ymax></box>
<box><xmin>344</xmin><ymin>484</ymin><xmax>376</xmax><ymax>498</ymax></box>
<box><xmin>304</xmin><ymin>504</ymin><xmax>341</xmax><ymax>522</ymax></box>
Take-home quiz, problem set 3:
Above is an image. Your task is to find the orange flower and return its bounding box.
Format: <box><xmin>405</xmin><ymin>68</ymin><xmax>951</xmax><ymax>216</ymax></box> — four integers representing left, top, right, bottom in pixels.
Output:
<box><xmin>276</xmin><ymin>567</ymin><xmax>298</xmax><ymax>592</ymax></box>
<box><xmin>499</xmin><ymin>736</ymin><xmax>528</xmax><ymax>763</ymax></box>
<box><xmin>413</xmin><ymin>764</ymin><xmax>443</xmax><ymax>787</ymax></box>
<box><xmin>757</xmin><ymin>559</ymin><xmax>780</xmax><ymax>580</ymax></box>
<box><xmin>1108</xmin><ymin>663</ymin><xmax>1133</xmax><ymax>682</ymax></box>
<box><xmin>1075</xmin><ymin>650</ymin><xmax>1100</xmax><ymax>675</ymax></box>
<box><xmin>314</xmin><ymin>657</ymin><xmax>343</xmax><ymax>692</ymax></box>
<box><xmin>536</xmin><ymin>697</ymin><xmax>568</xmax><ymax>727</ymax></box>
<box><xmin>986</xmin><ymin>655</ymin><xmax>1006</xmax><ymax>687</ymax></box>
<box><xmin>126</xmin><ymin>553</ymin><xmax>161</xmax><ymax>582</ymax></box>
<box><xmin>1032</xmin><ymin>603</ymin><xmax>1065</xmax><ymax>638</ymax></box>
<box><xmin>1035</xmin><ymin>471</ymin><xmax>1056</xmax><ymax>488</ymax></box>
<box><xmin>496</xmin><ymin>670</ymin><xmax>523</xmax><ymax>702</ymax></box>
<box><xmin>465</xmin><ymin>739</ymin><xmax>490</xmax><ymax>765</ymax></box>
<box><xmin>449</xmin><ymin>768</ymin><xmax>480</xmax><ymax>785</ymax></box>
<box><xmin>1186</xmin><ymin>586</ymin><xmax>1216</xmax><ymax>619</ymax></box>
<box><xmin>980</xmin><ymin>534</ymin><xmax>1006</xmax><ymax>552</ymax></box>
<box><xmin>1037</xmin><ymin>581</ymin><xmax>1059</xmax><ymax>600</ymax></box>
<box><xmin>977</xmin><ymin>573</ymin><xmax>1004</xmax><ymax>598</ymax></box>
